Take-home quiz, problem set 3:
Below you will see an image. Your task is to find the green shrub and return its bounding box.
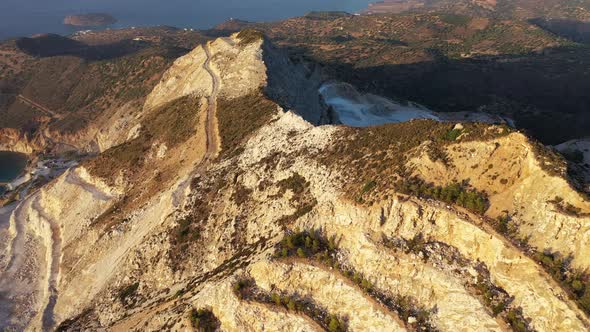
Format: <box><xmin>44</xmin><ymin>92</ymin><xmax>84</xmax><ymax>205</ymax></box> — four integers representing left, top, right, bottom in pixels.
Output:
<box><xmin>506</xmin><ymin>309</ymin><xmax>528</xmax><ymax>332</ymax></box>
<box><xmin>118</xmin><ymin>282</ymin><xmax>139</xmax><ymax>304</ymax></box>
<box><xmin>396</xmin><ymin>177</ymin><xmax>488</xmax><ymax>214</ymax></box>
<box><xmin>357</xmin><ymin>180</ymin><xmax>377</xmax><ymax>202</ymax></box>
<box><xmin>496</xmin><ymin>215</ymin><xmax>510</xmax><ymax>234</ymax></box>
<box><xmin>535</xmin><ymin>250</ymin><xmax>590</xmax><ymax>315</ymax></box>
<box><xmin>580</xmin><ymin>289</ymin><xmax>590</xmax><ymax>313</ymax></box>
<box><xmin>572</xmin><ymin>280</ymin><xmax>585</xmax><ymax>293</ymax></box>
<box><xmin>444</xmin><ymin>128</ymin><xmax>463</xmax><ymax>141</ymax></box>
<box><xmin>277</xmin><ymin>173</ymin><xmax>309</xmax><ymax>196</ymax></box>
<box><xmin>287</xmin><ymin>299</ymin><xmax>297</xmax><ymax>311</ymax></box>
<box><xmin>232</xmin><ymin>278</ymin><xmax>255</xmax><ymax>299</ymax></box>
<box><xmin>276</xmin><ymin>231</ymin><xmax>434</xmax><ymax>330</ymax></box>
<box><xmin>327</xmin><ymin>315</ymin><xmax>345</xmax><ymax>332</ymax></box>
<box><xmin>439</xmin><ymin>14</ymin><xmax>471</xmax><ymax>26</ymax></box>
<box><xmin>271</xmin><ymin>293</ymin><xmax>282</xmax><ymax>306</ymax></box>
<box><xmin>297</xmin><ymin>248</ymin><xmax>307</xmax><ymax>258</ymax></box>
<box><xmin>191</xmin><ymin>308</ymin><xmax>221</xmax><ymax>332</ymax></box>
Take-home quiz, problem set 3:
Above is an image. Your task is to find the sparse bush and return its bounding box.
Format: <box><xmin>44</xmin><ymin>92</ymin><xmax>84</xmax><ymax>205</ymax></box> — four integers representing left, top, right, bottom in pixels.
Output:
<box><xmin>327</xmin><ymin>315</ymin><xmax>345</xmax><ymax>332</ymax></box>
<box><xmin>548</xmin><ymin>196</ymin><xmax>588</xmax><ymax>217</ymax></box>
<box><xmin>277</xmin><ymin>173</ymin><xmax>309</xmax><ymax>197</ymax></box>
<box><xmin>443</xmin><ymin>128</ymin><xmax>463</xmax><ymax>141</ymax></box>
<box><xmin>534</xmin><ymin>250</ymin><xmax>590</xmax><ymax>315</ymax></box>
<box><xmin>273</xmin><ymin>173</ymin><xmax>317</xmax><ymax>225</ymax></box>
<box><xmin>494</xmin><ymin>214</ymin><xmax>519</xmax><ymax>237</ymax></box>
<box><xmin>319</xmin><ymin>120</ymin><xmax>511</xmax><ymax>206</ymax></box>
<box><xmin>506</xmin><ymin>309</ymin><xmax>528</xmax><ymax>332</ymax></box>
<box><xmin>218</xmin><ymin>92</ymin><xmax>277</xmax><ymax>157</ymax></box>
<box><xmin>580</xmin><ymin>289</ymin><xmax>590</xmax><ymax>313</ymax></box>
<box><xmin>232</xmin><ymin>278</ymin><xmax>255</xmax><ymax>299</ymax></box>
<box><xmin>396</xmin><ymin>177</ymin><xmax>488</xmax><ymax>214</ymax></box>
<box><xmin>118</xmin><ymin>282</ymin><xmax>139</xmax><ymax>306</ymax></box>
<box><xmin>236</xmin><ymin>29</ymin><xmax>264</xmax><ymax>45</ymax></box>
<box><xmin>275</xmin><ymin>231</ymin><xmax>434</xmax><ymax>330</ymax></box>
<box><xmin>232</xmin><ymin>184</ymin><xmax>252</xmax><ymax>206</ymax></box>
<box><xmin>356</xmin><ymin>180</ymin><xmax>377</xmax><ymax>202</ymax></box>
<box><xmin>240</xmin><ymin>281</ymin><xmax>342</xmax><ymax>331</ymax></box>
<box><xmin>175</xmin><ymin>216</ymin><xmax>201</xmax><ymax>242</ymax></box>
<box><xmin>191</xmin><ymin>308</ymin><xmax>221</xmax><ymax>332</ymax></box>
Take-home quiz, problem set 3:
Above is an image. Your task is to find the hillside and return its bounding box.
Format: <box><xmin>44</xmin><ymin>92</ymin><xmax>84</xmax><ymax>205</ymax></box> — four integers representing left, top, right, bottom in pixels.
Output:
<box><xmin>363</xmin><ymin>0</ymin><xmax>590</xmax><ymax>21</ymax></box>
<box><xmin>211</xmin><ymin>12</ymin><xmax>590</xmax><ymax>145</ymax></box>
<box><xmin>0</xmin><ymin>32</ymin><xmax>588</xmax><ymax>332</ymax></box>
<box><xmin>362</xmin><ymin>0</ymin><xmax>590</xmax><ymax>44</ymax></box>
<box><xmin>0</xmin><ymin>27</ymin><xmax>210</xmax><ymax>154</ymax></box>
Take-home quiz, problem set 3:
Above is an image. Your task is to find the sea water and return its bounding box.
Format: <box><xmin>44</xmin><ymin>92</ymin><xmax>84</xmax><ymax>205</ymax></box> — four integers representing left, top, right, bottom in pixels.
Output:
<box><xmin>0</xmin><ymin>151</ymin><xmax>28</xmax><ymax>195</ymax></box>
<box><xmin>0</xmin><ymin>0</ymin><xmax>370</xmax><ymax>40</ymax></box>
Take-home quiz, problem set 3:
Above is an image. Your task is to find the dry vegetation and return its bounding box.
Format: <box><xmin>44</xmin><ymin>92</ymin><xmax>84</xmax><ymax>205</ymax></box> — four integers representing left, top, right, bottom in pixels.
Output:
<box><xmin>534</xmin><ymin>249</ymin><xmax>590</xmax><ymax>315</ymax></box>
<box><xmin>0</xmin><ymin>27</ymin><xmax>205</xmax><ymax>133</ymax></box>
<box><xmin>395</xmin><ymin>178</ymin><xmax>488</xmax><ymax>214</ymax></box>
<box><xmin>230</xmin><ymin>12</ymin><xmax>565</xmax><ymax>65</ymax></box>
<box><xmin>274</xmin><ymin>173</ymin><xmax>317</xmax><ymax>225</ymax></box>
<box><xmin>236</xmin><ymin>29</ymin><xmax>264</xmax><ymax>46</ymax></box>
<box><xmin>190</xmin><ymin>308</ymin><xmax>221</xmax><ymax>332</ymax></box>
<box><xmin>85</xmin><ymin>95</ymin><xmax>200</xmax><ymax>180</ymax></box>
<box><xmin>232</xmin><ymin>276</ymin><xmax>348</xmax><ymax>332</ymax></box>
<box><xmin>383</xmin><ymin>234</ymin><xmax>533</xmax><ymax>331</ymax></box>
<box><xmin>83</xmin><ymin>96</ymin><xmax>200</xmax><ymax>233</ymax></box>
<box><xmin>317</xmin><ymin>120</ymin><xmax>511</xmax><ymax>205</ymax></box>
<box><xmin>363</xmin><ymin>0</ymin><xmax>590</xmax><ymax>22</ymax></box>
<box><xmin>168</xmin><ymin>173</ymin><xmax>224</xmax><ymax>268</ymax></box>
<box><xmin>217</xmin><ymin>12</ymin><xmax>589</xmax><ymax>144</ymax></box>
<box><xmin>217</xmin><ymin>91</ymin><xmax>277</xmax><ymax>158</ymax></box>
<box><xmin>273</xmin><ymin>230</ymin><xmax>437</xmax><ymax>331</ymax></box>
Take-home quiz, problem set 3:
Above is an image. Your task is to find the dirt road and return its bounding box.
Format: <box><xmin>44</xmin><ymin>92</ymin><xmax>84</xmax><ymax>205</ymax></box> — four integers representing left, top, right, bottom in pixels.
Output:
<box><xmin>17</xmin><ymin>94</ymin><xmax>59</xmax><ymax>118</ymax></box>
<box><xmin>201</xmin><ymin>41</ymin><xmax>220</xmax><ymax>161</ymax></box>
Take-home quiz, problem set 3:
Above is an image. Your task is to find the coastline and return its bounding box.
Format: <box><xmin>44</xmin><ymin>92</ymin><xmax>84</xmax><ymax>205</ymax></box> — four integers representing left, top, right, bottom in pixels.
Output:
<box><xmin>0</xmin><ymin>151</ymin><xmax>30</xmax><ymax>191</ymax></box>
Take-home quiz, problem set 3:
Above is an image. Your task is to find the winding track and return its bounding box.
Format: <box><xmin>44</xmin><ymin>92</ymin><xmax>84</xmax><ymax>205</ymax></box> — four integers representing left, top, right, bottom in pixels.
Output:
<box><xmin>106</xmin><ymin>41</ymin><xmax>223</xmax><ymax>331</ymax></box>
<box><xmin>0</xmin><ymin>40</ymin><xmax>222</xmax><ymax>331</ymax></box>
<box><xmin>201</xmin><ymin>41</ymin><xmax>221</xmax><ymax>162</ymax></box>
<box><xmin>16</xmin><ymin>94</ymin><xmax>59</xmax><ymax>118</ymax></box>
<box><xmin>16</xmin><ymin>94</ymin><xmax>78</xmax><ymax>151</ymax></box>
<box><xmin>47</xmin><ymin>41</ymin><xmax>222</xmax><ymax>329</ymax></box>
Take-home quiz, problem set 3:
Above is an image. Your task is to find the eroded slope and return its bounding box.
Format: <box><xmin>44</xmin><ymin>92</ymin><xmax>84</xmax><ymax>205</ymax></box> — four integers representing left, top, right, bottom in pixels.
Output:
<box><xmin>1</xmin><ymin>32</ymin><xmax>589</xmax><ymax>332</ymax></box>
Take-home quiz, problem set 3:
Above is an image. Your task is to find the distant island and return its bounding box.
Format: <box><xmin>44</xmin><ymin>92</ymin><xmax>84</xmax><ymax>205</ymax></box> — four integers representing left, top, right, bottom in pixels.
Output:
<box><xmin>63</xmin><ymin>13</ymin><xmax>117</xmax><ymax>27</ymax></box>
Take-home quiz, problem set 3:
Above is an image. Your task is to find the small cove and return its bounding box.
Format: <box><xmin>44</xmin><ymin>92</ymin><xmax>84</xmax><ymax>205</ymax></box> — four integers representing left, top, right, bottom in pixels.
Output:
<box><xmin>0</xmin><ymin>151</ymin><xmax>28</xmax><ymax>195</ymax></box>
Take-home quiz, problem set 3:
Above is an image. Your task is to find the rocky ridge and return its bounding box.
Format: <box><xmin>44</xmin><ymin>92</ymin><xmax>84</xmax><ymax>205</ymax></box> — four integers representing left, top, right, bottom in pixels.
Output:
<box><xmin>0</xmin><ymin>32</ymin><xmax>588</xmax><ymax>332</ymax></box>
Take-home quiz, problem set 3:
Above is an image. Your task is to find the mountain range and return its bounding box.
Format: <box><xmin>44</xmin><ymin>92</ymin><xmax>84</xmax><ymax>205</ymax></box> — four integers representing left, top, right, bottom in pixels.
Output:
<box><xmin>0</xmin><ymin>1</ymin><xmax>589</xmax><ymax>331</ymax></box>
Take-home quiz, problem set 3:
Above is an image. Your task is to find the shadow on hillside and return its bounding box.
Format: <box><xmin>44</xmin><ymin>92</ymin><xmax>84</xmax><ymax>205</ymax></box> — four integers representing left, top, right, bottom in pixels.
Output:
<box><xmin>278</xmin><ymin>44</ymin><xmax>590</xmax><ymax>145</ymax></box>
<box><xmin>15</xmin><ymin>34</ymin><xmax>153</xmax><ymax>60</ymax></box>
<box><xmin>530</xmin><ymin>18</ymin><xmax>590</xmax><ymax>44</ymax></box>
<box><xmin>262</xmin><ymin>41</ymin><xmax>333</xmax><ymax>125</ymax></box>
<box><xmin>271</xmin><ymin>42</ymin><xmax>590</xmax><ymax>193</ymax></box>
